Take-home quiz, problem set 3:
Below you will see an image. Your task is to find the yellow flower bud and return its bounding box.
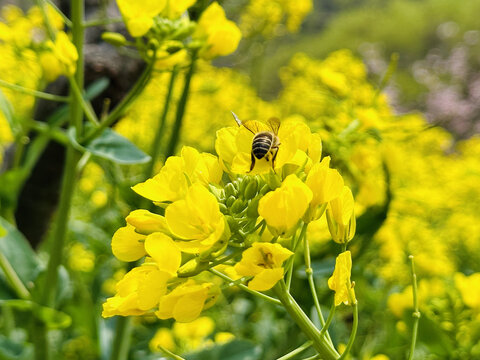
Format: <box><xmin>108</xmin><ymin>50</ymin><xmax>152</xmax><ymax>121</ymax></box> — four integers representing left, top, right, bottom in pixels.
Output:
<box><xmin>326</xmin><ymin>186</ymin><xmax>356</xmax><ymax>244</ymax></box>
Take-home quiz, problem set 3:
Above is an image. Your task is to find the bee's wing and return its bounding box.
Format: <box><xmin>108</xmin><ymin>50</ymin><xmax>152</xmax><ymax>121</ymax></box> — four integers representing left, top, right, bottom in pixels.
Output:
<box><xmin>267</xmin><ymin>117</ymin><xmax>281</xmax><ymax>135</ymax></box>
<box><xmin>231</xmin><ymin>111</ymin><xmax>259</xmax><ymax>134</ymax></box>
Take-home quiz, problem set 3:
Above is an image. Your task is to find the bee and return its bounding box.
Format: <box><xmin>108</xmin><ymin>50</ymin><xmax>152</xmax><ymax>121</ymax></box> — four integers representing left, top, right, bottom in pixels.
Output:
<box><xmin>231</xmin><ymin>112</ymin><xmax>281</xmax><ymax>172</ymax></box>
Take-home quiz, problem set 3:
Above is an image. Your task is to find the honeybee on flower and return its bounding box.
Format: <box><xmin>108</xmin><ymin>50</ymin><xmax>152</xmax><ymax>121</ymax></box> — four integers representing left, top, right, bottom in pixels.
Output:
<box><xmin>231</xmin><ymin>111</ymin><xmax>281</xmax><ymax>172</ymax></box>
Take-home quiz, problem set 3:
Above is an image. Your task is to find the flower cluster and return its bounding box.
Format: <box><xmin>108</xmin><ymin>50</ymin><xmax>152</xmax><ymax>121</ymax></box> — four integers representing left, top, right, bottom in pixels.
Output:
<box><xmin>113</xmin><ymin>0</ymin><xmax>241</xmax><ymax>67</ymax></box>
<box><xmin>103</xmin><ymin>118</ymin><xmax>357</xmax><ymax>322</ymax></box>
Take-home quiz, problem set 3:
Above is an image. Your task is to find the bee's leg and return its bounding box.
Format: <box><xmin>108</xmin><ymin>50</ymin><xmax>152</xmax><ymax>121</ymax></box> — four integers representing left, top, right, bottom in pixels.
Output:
<box><xmin>248</xmin><ymin>153</ymin><xmax>256</xmax><ymax>173</ymax></box>
<box><xmin>271</xmin><ymin>148</ymin><xmax>279</xmax><ymax>173</ymax></box>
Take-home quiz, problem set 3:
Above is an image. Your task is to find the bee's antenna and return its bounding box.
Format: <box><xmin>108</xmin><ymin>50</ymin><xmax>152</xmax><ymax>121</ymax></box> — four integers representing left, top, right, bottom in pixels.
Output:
<box><xmin>231</xmin><ymin>111</ymin><xmax>242</xmax><ymax>127</ymax></box>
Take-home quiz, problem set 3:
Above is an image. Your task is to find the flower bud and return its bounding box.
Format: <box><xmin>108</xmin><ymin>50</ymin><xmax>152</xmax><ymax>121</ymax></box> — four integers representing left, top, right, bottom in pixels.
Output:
<box><xmin>244</xmin><ymin>180</ymin><xmax>258</xmax><ymax>200</ymax></box>
<box><xmin>101</xmin><ymin>32</ymin><xmax>127</xmax><ymax>47</ymax></box>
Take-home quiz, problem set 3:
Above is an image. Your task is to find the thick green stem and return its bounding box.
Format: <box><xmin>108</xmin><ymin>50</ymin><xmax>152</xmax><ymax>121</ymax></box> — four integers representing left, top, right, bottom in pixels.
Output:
<box><xmin>164</xmin><ymin>55</ymin><xmax>197</xmax><ymax>158</ymax></box>
<box><xmin>273</xmin><ymin>281</ymin><xmax>340</xmax><ymax>360</ymax></box>
<box><xmin>144</xmin><ymin>67</ymin><xmax>178</xmax><ymax>179</ymax></box>
<box><xmin>407</xmin><ymin>255</ymin><xmax>420</xmax><ymax>360</ymax></box>
<box><xmin>109</xmin><ymin>317</ymin><xmax>133</xmax><ymax>360</ymax></box>
<box><xmin>41</xmin><ymin>146</ymin><xmax>81</xmax><ymax>307</ymax></box>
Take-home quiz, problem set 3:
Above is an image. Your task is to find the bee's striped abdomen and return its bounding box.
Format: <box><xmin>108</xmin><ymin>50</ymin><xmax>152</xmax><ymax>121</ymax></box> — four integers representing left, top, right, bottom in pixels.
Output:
<box><xmin>252</xmin><ymin>132</ymin><xmax>273</xmax><ymax>159</ymax></box>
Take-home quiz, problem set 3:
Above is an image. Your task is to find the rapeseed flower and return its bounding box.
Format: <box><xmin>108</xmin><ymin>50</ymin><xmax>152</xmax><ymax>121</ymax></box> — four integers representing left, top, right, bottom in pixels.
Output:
<box><xmin>50</xmin><ymin>31</ymin><xmax>78</xmax><ymax>76</ymax></box>
<box><xmin>454</xmin><ymin>272</ymin><xmax>480</xmax><ymax>310</ymax></box>
<box><xmin>326</xmin><ymin>186</ymin><xmax>356</xmax><ymax>244</ymax></box>
<box><xmin>116</xmin><ymin>0</ymin><xmax>166</xmax><ymax>37</ymax></box>
<box><xmin>156</xmin><ymin>279</ymin><xmax>219</xmax><ymax>322</ymax></box>
<box><xmin>111</xmin><ymin>224</ymin><xmax>147</xmax><ymax>262</ymax></box>
<box><xmin>132</xmin><ymin>146</ymin><xmax>222</xmax><ymax>203</ymax></box>
<box><xmin>328</xmin><ymin>251</ymin><xmax>356</xmax><ymax>306</ymax></box>
<box><xmin>102</xmin><ymin>264</ymin><xmax>172</xmax><ymax>317</ymax></box>
<box><xmin>195</xmin><ymin>2</ymin><xmax>241</xmax><ymax>59</ymax></box>
<box><xmin>234</xmin><ymin>242</ymin><xmax>293</xmax><ymax>291</ymax></box>
<box><xmin>165</xmin><ymin>184</ymin><xmax>227</xmax><ymax>254</ymax></box>
<box><xmin>258</xmin><ymin>174</ymin><xmax>312</xmax><ymax>236</ymax></box>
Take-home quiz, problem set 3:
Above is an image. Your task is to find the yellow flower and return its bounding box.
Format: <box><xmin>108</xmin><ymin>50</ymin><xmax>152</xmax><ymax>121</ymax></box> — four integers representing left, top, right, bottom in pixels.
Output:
<box><xmin>50</xmin><ymin>31</ymin><xmax>78</xmax><ymax>76</ymax></box>
<box><xmin>102</xmin><ymin>264</ymin><xmax>171</xmax><ymax>317</ymax></box>
<box><xmin>163</xmin><ymin>0</ymin><xmax>196</xmax><ymax>19</ymax></box>
<box><xmin>111</xmin><ymin>224</ymin><xmax>147</xmax><ymax>262</ymax></box>
<box><xmin>173</xmin><ymin>316</ymin><xmax>215</xmax><ymax>339</ymax></box>
<box><xmin>306</xmin><ymin>157</ymin><xmax>344</xmax><ymax>208</ymax></box>
<box><xmin>165</xmin><ymin>184</ymin><xmax>227</xmax><ymax>253</ymax></box>
<box><xmin>234</xmin><ymin>242</ymin><xmax>293</xmax><ymax>291</ymax></box>
<box><xmin>215</xmin><ymin>118</ymin><xmax>314</xmax><ymax>175</ymax></box>
<box><xmin>195</xmin><ymin>2</ymin><xmax>241</xmax><ymax>59</ymax></box>
<box><xmin>145</xmin><ymin>233</ymin><xmax>181</xmax><ymax>275</ymax></box>
<box><xmin>326</xmin><ymin>186</ymin><xmax>356</xmax><ymax>243</ymax></box>
<box><xmin>39</xmin><ymin>50</ymin><xmax>63</xmax><ymax>82</ymax></box>
<box><xmin>328</xmin><ymin>251</ymin><xmax>356</xmax><ymax>306</ymax></box>
<box><xmin>149</xmin><ymin>328</ymin><xmax>175</xmax><ymax>352</ymax></box>
<box><xmin>156</xmin><ymin>280</ymin><xmax>219</xmax><ymax>322</ymax></box>
<box><xmin>454</xmin><ymin>272</ymin><xmax>480</xmax><ymax>310</ymax></box>
<box><xmin>132</xmin><ymin>146</ymin><xmax>222</xmax><ymax>203</ymax></box>
<box><xmin>116</xmin><ymin>0</ymin><xmax>166</xmax><ymax>37</ymax></box>
<box><xmin>215</xmin><ymin>332</ymin><xmax>235</xmax><ymax>344</ymax></box>
<box><xmin>68</xmin><ymin>243</ymin><xmax>95</xmax><ymax>272</ymax></box>
<box><xmin>258</xmin><ymin>174</ymin><xmax>312</xmax><ymax>236</ymax></box>
<box><xmin>126</xmin><ymin>209</ymin><xmax>168</xmax><ymax>235</ymax></box>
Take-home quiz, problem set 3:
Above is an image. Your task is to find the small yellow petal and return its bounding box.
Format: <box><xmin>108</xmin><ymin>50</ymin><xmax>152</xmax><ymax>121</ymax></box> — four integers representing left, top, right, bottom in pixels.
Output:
<box><xmin>111</xmin><ymin>225</ymin><xmax>146</xmax><ymax>262</ymax></box>
<box><xmin>145</xmin><ymin>233</ymin><xmax>181</xmax><ymax>275</ymax></box>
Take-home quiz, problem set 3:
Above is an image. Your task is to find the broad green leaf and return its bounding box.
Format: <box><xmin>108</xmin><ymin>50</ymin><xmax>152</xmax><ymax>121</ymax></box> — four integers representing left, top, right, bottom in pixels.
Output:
<box><xmin>0</xmin><ymin>217</ymin><xmax>40</xmax><ymax>299</ymax></box>
<box><xmin>185</xmin><ymin>340</ymin><xmax>262</xmax><ymax>360</ymax></box>
<box><xmin>0</xmin><ymin>299</ymin><xmax>72</xmax><ymax>329</ymax></box>
<box><xmin>69</xmin><ymin>127</ymin><xmax>151</xmax><ymax>164</ymax></box>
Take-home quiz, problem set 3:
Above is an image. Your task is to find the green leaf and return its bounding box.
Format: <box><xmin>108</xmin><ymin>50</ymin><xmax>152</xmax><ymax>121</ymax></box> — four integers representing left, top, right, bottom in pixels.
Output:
<box><xmin>0</xmin><ymin>224</ymin><xmax>5</xmax><ymax>237</ymax></box>
<box><xmin>0</xmin><ymin>88</ymin><xmax>19</xmax><ymax>137</ymax></box>
<box><xmin>69</xmin><ymin>127</ymin><xmax>151</xmax><ymax>164</ymax></box>
<box><xmin>0</xmin><ymin>299</ymin><xmax>72</xmax><ymax>329</ymax></box>
<box><xmin>0</xmin><ymin>217</ymin><xmax>40</xmax><ymax>296</ymax></box>
<box><xmin>185</xmin><ymin>340</ymin><xmax>262</xmax><ymax>360</ymax></box>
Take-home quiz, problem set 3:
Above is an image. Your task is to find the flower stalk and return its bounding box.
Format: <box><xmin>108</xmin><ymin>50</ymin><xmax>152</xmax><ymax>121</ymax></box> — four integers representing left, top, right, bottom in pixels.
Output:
<box><xmin>273</xmin><ymin>281</ymin><xmax>340</xmax><ymax>360</ymax></box>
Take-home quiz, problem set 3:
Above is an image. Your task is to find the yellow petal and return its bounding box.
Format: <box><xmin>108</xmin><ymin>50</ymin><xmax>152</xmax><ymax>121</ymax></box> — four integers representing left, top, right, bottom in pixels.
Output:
<box><xmin>248</xmin><ymin>268</ymin><xmax>284</xmax><ymax>291</ymax></box>
<box><xmin>111</xmin><ymin>225</ymin><xmax>146</xmax><ymax>262</ymax></box>
<box><xmin>328</xmin><ymin>251</ymin><xmax>356</xmax><ymax>306</ymax></box>
<box><xmin>126</xmin><ymin>209</ymin><xmax>168</xmax><ymax>235</ymax></box>
<box><xmin>145</xmin><ymin>233</ymin><xmax>181</xmax><ymax>275</ymax></box>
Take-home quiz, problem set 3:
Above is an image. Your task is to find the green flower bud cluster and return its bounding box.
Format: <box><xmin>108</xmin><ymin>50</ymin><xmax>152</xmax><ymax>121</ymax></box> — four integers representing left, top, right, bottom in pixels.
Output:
<box><xmin>211</xmin><ymin>176</ymin><xmax>270</xmax><ymax>244</ymax></box>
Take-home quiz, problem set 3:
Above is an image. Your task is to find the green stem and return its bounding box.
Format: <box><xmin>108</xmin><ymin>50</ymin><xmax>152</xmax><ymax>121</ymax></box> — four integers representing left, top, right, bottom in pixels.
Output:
<box><xmin>41</xmin><ymin>147</ymin><xmax>81</xmax><ymax>307</ymax></box>
<box><xmin>319</xmin><ymin>302</ymin><xmax>336</xmax><ymax>339</ymax></box>
<box><xmin>81</xmin><ymin>55</ymin><xmax>155</xmax><ymax>144</ymax></box>
<box><xmin>164</xmin><ymin>54</ymin><xmax>197</xmax><ymax>158</ymax></box>
<box><xmin>0</xmin><ymin>79</ymin><xmax>70</xmax><ymax>102</ymax></box>
<box><xmin>0</xmin><ymin>252</ymin><xmax>31</xmax><ymax>300</ymax></box>
<box><xmin>69</xmin><ymin>77</ymin><xmax>99</xmax><ymax>125</ymax></box>
<box><xmin>338</xmin><ymin>303</ymin><xmax>358</xmax><ymax>360</ymax></box>
<box><xmin>303</xmin><ymin>224</ymin><xmax>332</xmax><ymax>345</ymax></box>
<box><xmin>36</xmin><ymin>0</ymin><xmax>56</xmax><ymax>40</ymax></box>
<box><xmin>209</xmin><ymin>269</ymin><xmax>281</xmax><ymax>306</ymax></box>
<box><xmin>70</xmin><ymin>0</ymin><xmax>85</xmax><ymax>136</ymax></box>
<box><xmin>28</xmin><ymin>120</ymin><xmax>70</xmax><ymax>145</ymax></box>
<box><xmin>157</xmin><ymin>345</ymin><xmax>185</xmax><ymax>360</ymax></box>
<box><xmin>144</xmin><ymin>67</ymin><xmax>178</xmax><ymax>179</ymax></box>
<box><xmin>273</xmin><ymin>281</ymin><xmax>340</xmax><ymax>360</ymax></box>
<box><xmin>276</xmin><ymin>341</ymin><xmax>313</xmax><ymax>360</ymax></box>
<box><xmin>286</xmin><ymin>223</ymin><xmax>306</xmax><ymax>290</ymax></box>
<box><xmin>109</xmin><ymin>317</ymin><xmax>133</xmax><ymax>360</ymax></box>
<box><xmin>407</xmin><ymin>255</ymin><xmax>420</xmax><ymax>360</ymax></box>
